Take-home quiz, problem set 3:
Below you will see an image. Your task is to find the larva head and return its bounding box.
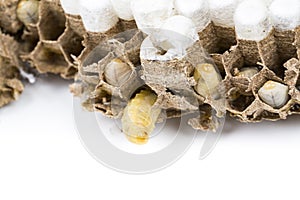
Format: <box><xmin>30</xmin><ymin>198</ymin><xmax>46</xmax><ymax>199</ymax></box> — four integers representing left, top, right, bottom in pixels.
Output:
<box><xmin>17</xmin><ymin>0</ymin><xmax>40</xmax><ymax>26</ymax></box>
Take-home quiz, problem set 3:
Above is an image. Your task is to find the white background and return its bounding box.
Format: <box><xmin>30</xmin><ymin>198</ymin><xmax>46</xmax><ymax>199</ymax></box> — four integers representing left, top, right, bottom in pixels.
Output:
<box><xmin>0</xmin><ymin>76</ymin><xmax>299</xmax><ymax>200</ymax></box>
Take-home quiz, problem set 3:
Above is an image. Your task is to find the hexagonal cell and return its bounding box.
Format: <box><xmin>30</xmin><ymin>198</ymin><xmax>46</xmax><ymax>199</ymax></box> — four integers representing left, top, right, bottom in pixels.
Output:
<box><xmin>274</xmin><ymin>30</ymin><xmax>298</xmax><ymax>66</ymax></box>
<box><xmin>38</xmin><ymin>1</ymin><xmax>66</xmax><ymax>41</ymax></box>
<box><xmin>239</xmin><ymin>31</ymin><xmax>280</xmax><ymax>69</ymax></box>
<box><xmin>30</xmin><ymin>41</ymin><xmax>68</xmax><ymax>74</ymax></box>
<box><xmin>229</xmin><ymin>92</ymin><xmax>255</xmax><ymax>112</ymax></box>
<box><xmin>77</xmin><ymin>35</ymin><xmax>145</xmax><ymax>115</ymax></box>
<box><xmin>110</xmin><ymin>29</ymin><xmax>145</xmax><ymax>65</ymax></box>
<box><xmin>214</xmin><ymin>25</ymin><xmax>237</xmax><ymax>54</ymax></box>
<box><xmin>230</xmin><ymin>64</ymin><xmax>262</xmax><ymax>79</ymax></box>
<box><xmin>78</xmin><ymin>21</ymin><xmax>138</xmax><ymax>68</ymax></box>
<box><xmin>21</xmin><ymin>25</ymin><xmax>39</xmax><ymax>53</ymax></box>
<box><xmin>92</xmin><ymin>83</ymin><xmax>130</xmax><ymax>118</ymax></box>
<box><xmin>199</xmin><ymin>23</ymin><xmax>237</xmax><ymax>55</ymax></box>
<box><xmin>59</xmin><ymin>27</ymin><xmax>84</xmax><ymax>64</ymax></box>
<box><xmin>81</xmin><ymin>45</ymin><xmax>112</xmax><ymax>69</ymax></box>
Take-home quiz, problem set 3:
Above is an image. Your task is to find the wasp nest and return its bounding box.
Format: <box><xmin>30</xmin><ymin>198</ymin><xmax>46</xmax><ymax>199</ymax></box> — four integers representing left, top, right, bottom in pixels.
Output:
<box><xmin>2</xmin><ymin>0</ymin><xmax>300</xmax><ymax>141</ymax></box>
<box><xmin>64</xmin><ymin>0</ymin><xmax>300</xmax><ymax>144</ymax></box>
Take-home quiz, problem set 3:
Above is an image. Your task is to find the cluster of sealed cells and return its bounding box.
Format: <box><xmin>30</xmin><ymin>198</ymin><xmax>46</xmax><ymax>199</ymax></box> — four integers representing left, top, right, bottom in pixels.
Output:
<box><xmin>0</xmin><ymin>0</ymin><xmax>300</xmax><ymax>131</ymax></box>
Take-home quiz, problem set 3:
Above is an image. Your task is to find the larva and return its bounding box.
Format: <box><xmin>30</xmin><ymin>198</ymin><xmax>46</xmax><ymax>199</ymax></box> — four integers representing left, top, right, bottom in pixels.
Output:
<box><xmin>121</xmin><ymin>90</ymin><xmax>161</xmax><ymax>145</ymax></box>
<box><xmin>17</xmin><ymin>0</ymin><xmax>40</xmax><ymax>26</ymax></box>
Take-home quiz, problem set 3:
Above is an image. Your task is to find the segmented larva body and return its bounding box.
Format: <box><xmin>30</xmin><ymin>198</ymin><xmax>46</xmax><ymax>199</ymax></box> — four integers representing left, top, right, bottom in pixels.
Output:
<box><xmin>121</xmin><ymin>90</ymin><xmax>161</xmax><ymax>145</ymax></box>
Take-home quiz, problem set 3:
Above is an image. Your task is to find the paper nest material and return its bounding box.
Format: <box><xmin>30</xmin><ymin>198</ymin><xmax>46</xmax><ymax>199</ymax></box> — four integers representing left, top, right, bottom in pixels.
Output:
<box><xmin>0</xmin><ymin>0</ymin><xmax>300</xmax><ymax>131</ymax></box>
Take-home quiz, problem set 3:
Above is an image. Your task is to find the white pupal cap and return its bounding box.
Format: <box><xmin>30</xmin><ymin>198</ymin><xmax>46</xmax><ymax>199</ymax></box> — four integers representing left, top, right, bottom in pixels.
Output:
<box><xmin>60</xmin><ymin>0</ymin><xmax>80</xmax><ymax>15</ymax></box>
<box><xmin>111</xmin><ymin>0</ymin><xmax>134</xmax><ymax>21</ymax></box>
<box><xmin>175</xmin><ymin>0</ymin><xmax>210</xmax><ymax>32</ymax></box>
<box><xmin>79</xmin><ymin>0</ymin><xmax>119</xmax><ymax>33</ymax></box>
<box><xmin>209</xmin><ymin>0</ymin><xmax>239</xmax><ymax>27</ymax></box>
<box><xmin>140</xmin><ymin>37</ymin><xmax>176</xmax><ymax>61</ymax></box>
<box><xmin>131</xmin><ymin>0</ymin><xmax>174</xmax><ymax>34</ymax></box>
<box><xmin>270</xmin><ymin>0</ymin><xmax>300</xmax><ymax>31</ymax></box>
<box><xmin>151</xmin><ymin>15</ymin><xmax>199</xmax><ymax>58</ymax></box>
<box><xmin>234</xmin><ymin>0</ymin><xmax>272</xmax><ymax>41</ymax></box>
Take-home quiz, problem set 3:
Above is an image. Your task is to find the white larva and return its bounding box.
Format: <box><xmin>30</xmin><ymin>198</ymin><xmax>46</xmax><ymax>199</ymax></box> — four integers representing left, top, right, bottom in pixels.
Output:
<box><xmin>194</xmin><ymin>63</ymin><xmax>222</xmax><ymax>99</ymax></box>
<box><xmin>104</xmin><ymin>58</ymin><xmax>133</xmax><ymax>87</ymax></box>
<box><xmin>236</xmin><ymin>67</ymin><xmax>259</xmax><ymax>78</ymax></box>
<box><xmin>17</xmin><ymin>0</ymin><xmax>40</xmax><ymax>26</ymax></box>
<box><xmin>258</xmin><ymin>80</ymin><xmax>289</xmax><ymax>108</ymax></box>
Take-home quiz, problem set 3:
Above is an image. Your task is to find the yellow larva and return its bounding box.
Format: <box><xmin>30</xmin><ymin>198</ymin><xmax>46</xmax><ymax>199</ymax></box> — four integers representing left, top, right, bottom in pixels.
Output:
<box><xmin>17</xmin><ymin>0</ymin><xmax>40</xmax><ymax>26</ymax></box>
<box><xmin>121</xmin><ymin>90</ymin><xmax>161</xmax><ymax>145</ymax></box>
